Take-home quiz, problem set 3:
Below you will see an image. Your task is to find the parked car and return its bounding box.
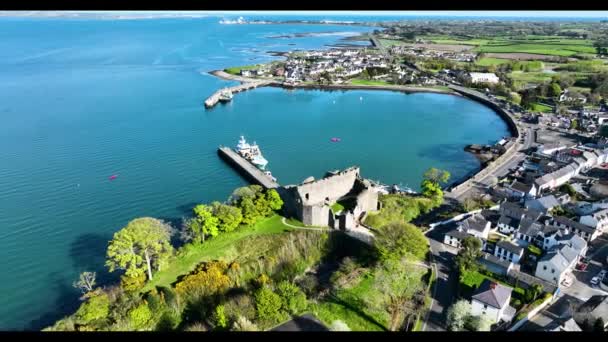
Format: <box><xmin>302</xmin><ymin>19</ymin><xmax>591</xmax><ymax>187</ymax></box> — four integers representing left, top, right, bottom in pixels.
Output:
<box><xmin>576</xmin><ymin>261</ymin><xmax>589</xmax><ymax>271</ymax></box>
<box><xmin>591</xmin><ymin>276</ymin><xmax>600</xmax><ymax>286</ymax></box>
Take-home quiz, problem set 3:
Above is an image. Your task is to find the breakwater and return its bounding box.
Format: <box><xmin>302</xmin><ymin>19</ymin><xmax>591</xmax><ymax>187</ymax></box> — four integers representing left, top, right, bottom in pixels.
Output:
<box><xmin>217</xmin><ymin>147</ymin><xmax>279</xmax><ymax>189</ymax></box>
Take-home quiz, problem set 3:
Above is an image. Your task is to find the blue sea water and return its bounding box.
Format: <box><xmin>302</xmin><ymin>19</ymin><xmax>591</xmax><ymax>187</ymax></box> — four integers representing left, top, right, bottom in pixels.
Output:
<box><xmin>0</xmin><ymin>16</ymin><xmax>509</xmax><ymax>330</ymax></box>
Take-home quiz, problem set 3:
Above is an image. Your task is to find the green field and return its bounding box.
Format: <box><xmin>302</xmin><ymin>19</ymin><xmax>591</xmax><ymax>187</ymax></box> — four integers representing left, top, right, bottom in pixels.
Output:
<box><xmin>350</xmin><ymin>79</ymin><xmax>391</xmax><ymax>86</ymax></box>
<box><xmin>425</xmin><ymin>35</ymin><xmax>596</xmax><ymax>57</ymax></box>
<box><xmin>224</xmin><ymin>64</ymin><xmax>262</xmax><ymax>75</ymax></box>
<box><xmin>508</xmin><ymin>71</ymin><xmax>554</xmax><ymax>83</ymax></box>
<box><xmin>142</xmin><ymin>215</ymin><xmax>293</xmax><ymax>291</ymax></box>
<box><xmin>475</xmin><ymin>57</ymin><xmax>511</xmax><ymax>66</ymax></box>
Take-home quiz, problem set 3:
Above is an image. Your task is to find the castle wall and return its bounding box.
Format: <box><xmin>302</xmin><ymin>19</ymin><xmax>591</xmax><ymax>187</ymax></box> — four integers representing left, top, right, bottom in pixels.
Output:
<box><xmin>296</xmin><ymin>167</ymin><xmax>360</xmax><ymax>205</ymax></box>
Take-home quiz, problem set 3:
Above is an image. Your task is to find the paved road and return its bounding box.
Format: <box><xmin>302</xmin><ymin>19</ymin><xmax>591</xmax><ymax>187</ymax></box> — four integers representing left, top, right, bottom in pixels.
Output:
<box><xmin>422</xmin><ymin>223</ymin><xmax>460</xmax><ymax>331</ymax></box>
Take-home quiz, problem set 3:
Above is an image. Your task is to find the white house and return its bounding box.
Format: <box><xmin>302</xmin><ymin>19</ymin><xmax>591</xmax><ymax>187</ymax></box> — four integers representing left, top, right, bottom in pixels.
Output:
<box><xmin>467</xmin><ymin>72</ymin><xmax>500</xmax><ymax>85</ymax></box>
<box><xmin>535</xmin><ymin>241</ymin><xmax>586</xmax><ymax>285</ymax></box>
<box><xmin>443</xmin><ymin>229</ymin><xmax>470</xmax><ymax>248</ymax></box>
<box><xmin>516</xmin><ymin>218</ymin><xmax>543</xmax><ymax>246</ymax></box>
<box><xmin>497</xmin><ymin>215</ymin><xmax>520</xmax><ymax>235</ymax></box>
<box><xmin>458</xmin><ymin>214</ymin><xmax>491</xmax><ymax>240</ymax></box>
<box><xmin>494</xmin><ymin>240</ymin><xmax>524</xmax><ymax>264</ymax></box>
<box><xmin>471</xmin><ymin>280</ymin><xmax>516</xmax><ymax>324</ymax></box>
<box><xmin>552</xmin><ymin>216</ymin><xmax>601</xmax><ymax>242</ymax></box>
<box><xmin>579</xmin><ymin>208</ymin><xmax>608</xmax><ymax>239</ymax></box>
<box><xmin>505</xmin><ymin>180</ymin><xmax>538</xmax><ymax>200</ymax></box>
<box><xmin>559</xmin><ymin>89</ymin><xmax>587</xmax><ymax>104</ymax></box>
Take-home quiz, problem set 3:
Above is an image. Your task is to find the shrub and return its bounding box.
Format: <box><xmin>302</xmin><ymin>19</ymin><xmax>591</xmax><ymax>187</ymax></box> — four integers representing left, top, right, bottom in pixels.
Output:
<box><xmin>276</xmin><ymin>281</ymin><xmax>308</xmax><ymax>315</ymax></box>
<box><xmin>232</xmin><ymin>316</ymin><xmax>259</xmax><ymax>331</ymax></box>
<box><xmin>184</xmin><ymin>322</ymin><xmax>208</xmax><ymax>331</ymax></box>
<box><xmin>174</xmin><ymin>260</ymin><xmax>232</xmax><ymax>302</ymax></box>
<box><xmin>224</xmin><ymin>293</ymin><xmax>256</xmax><ymax>321</ymax></box>
<box><xmin>156</xmin><ymin>310</ymin><xmax>181</xmax><ymax>331</ymax></box>
<box><xmin>128</xmin><ymin>302</ymin><xmax>154</xmax><ymax>330</ymax></box>
<box><xmin>75</xmin><ymin>293</ymin><xmax>111</xmax><ymax>324</ymax></box>
<box><xmin>120</xmin><ymin>274</ymin><xmax>147</xmax><ymax>292</ymax></box>
<box><xmin>212</xmin><ymin>305</ymin><xmax>228</xmax><ymax>330</ymax></box>
<box><xmin>254</xmin><ymin>287</ymin><xmax>284</xmax><ymax>322</ymax></box>
<box><xmin>297</xmin><ymin>274</ymin><xmax>319</xmax><ymax>297</ymax></box>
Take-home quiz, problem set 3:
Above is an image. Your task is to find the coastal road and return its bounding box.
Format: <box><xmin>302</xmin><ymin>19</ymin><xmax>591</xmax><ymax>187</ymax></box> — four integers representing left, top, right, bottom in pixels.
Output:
<box><xmin>422</xmin><ymin>222</ymin><xmax>460</xmax><ymax>331</ymax></box>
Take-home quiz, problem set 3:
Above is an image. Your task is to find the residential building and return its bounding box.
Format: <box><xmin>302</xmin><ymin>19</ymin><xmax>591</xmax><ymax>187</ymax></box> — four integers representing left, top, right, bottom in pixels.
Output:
<box><xmin>494</xmin><ymin>240</ymin><xmax>524</xmax><ymax>264</ymax></box>
<box><xmin>534</xmin><ymin>241</ymin><xmax>586</xmax><ymax>285</ymax></box>
<box><xmin>505</xmin><ymin>180</ymin><xmax>538</xmax><ymax>200</ymax></box>
<box><xmin>466</xmin><ymin>72</ymin><xmax>500</xmax><ymax>84</ymax></box>
<box><xmin>579</xmin><ymin>208</ymin><xmax>608</xmax><ymax>237</ymax></box>
<box><xmin>524</xmin><ymin>195</ymin><xmax>560</xmax><ymax>214</ymax></box>
<box><xmin>470</xmin><ymin>280</ymin><xmax>516</xmax><ymax>324</ymax></box>
<box><xmin>516</xmin><ymin>218</ymin><xmax>543</xmax><ymax>246</ymax></box>
<box><xmin>444</xmin><ymin>229</ymin><xmax>470</xmax><ymax>248</ymax></box>
<box><xmin>458</xmin><ymin>214</ymin><xmax>491</xmax><ymax>240</ymax></box>
<box><xmin>552</xmin><ymin>216</ymin><xmax>601</xmax><ymax>242</ymax></box>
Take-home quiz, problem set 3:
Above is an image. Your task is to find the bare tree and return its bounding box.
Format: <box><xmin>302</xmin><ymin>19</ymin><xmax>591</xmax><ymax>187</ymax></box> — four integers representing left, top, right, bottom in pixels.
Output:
<box><xmin>72</xmin><ymin>271</ymin><xmax>96</xmax><ymax>295</ymax></box>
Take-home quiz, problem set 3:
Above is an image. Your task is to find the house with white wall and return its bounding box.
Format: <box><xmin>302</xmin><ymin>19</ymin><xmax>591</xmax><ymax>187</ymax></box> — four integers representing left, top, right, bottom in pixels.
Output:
<box><xmin>471</xmin><ymin>280</ymin><xmax>516</xmax><ymax>324</ymax></box>
<box><xmin>494</xmin><ymin>240</ymin><xmax>524</xmax><ymax>264</ymax></box>
<box><xmin>535</xmin><ymin>241</ymin><xmax>586</xmax><ymax>285</ymax></box>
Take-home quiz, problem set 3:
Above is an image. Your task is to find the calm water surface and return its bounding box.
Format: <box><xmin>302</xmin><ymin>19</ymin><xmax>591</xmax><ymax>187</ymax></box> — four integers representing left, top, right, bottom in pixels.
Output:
<box><xmin>0</xmin><ymin>17</ymin><xmax>509</xmax><ymax>329</ymax></box>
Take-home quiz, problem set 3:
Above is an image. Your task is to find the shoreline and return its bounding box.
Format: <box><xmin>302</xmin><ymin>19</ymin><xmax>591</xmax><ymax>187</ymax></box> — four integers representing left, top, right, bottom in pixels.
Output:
<box><xmin>209</xmin><ymin>70</ymin><xmax>458</xmax><ymax>95</ymax></box>
<box><xmin>208</xmin><ymin>70</ymin><xmax>519</xmax><ymax>198</ymax></box>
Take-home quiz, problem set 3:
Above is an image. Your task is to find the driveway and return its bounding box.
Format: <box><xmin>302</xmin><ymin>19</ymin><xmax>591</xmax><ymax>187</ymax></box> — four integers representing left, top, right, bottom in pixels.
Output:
<box><xmin>422</xmin><ymin>222</ymin><xmax>460</xmax><ymax>331</ymax></box>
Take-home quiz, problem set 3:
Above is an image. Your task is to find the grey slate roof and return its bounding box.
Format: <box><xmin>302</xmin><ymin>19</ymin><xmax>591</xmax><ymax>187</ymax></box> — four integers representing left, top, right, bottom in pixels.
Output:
<box><xmin>498</xmin><ymin>214</ymin><xmax>519</xmax><ymax>228</ymax></box>
<box><xmin>553</xmin><ymin>216</ymin><xmax>596</xmax><ymax>234</ymax></box>
<box><xmin>518</xmin><ymin>218</ymin><xmax>543</xmax><ymax>236</ymax></box>
<box><xmin>479</xmin><ymin>252</ymin><xmax>513</xmax><ymax>269</ymax></box>
<box><xmin>496</xmin><ymin>240</ymin><xmax>524</xmax><ymax>255</ymax></box>
<box><xmin>472</xmin><ymin>279</ymin><xmax>513</xmax><ymax>309</ymax></box>
<box><xmin>539</xmin><ymin>244</ymin><xmax>580</xmax><ymax>273</ymax></box>
<box><xmin>511</xmin><ymin>181</ymin><xmax>533</xmax><ymax>193</ymax></box>
<box><xmin>460</xmin><ymin>214</ymin><xmax>489</xmax><ymax>233</ymax></box>
<box><xmin>525</xmin><ymin>195</ymin><xmax>559</xmax><ymax>211</ymax></box>
<box><xmin>446</xmin><ymin>229</ymin><xmax>470</xmax><ymax>241</ymax></box>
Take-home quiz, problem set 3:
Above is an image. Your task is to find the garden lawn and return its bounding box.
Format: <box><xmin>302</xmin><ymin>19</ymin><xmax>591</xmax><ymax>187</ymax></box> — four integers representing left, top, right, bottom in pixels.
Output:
<box><xmin>531</xmin><ymin>103</ymin><xmax>553</xmax><ymax>113</ymax></box>
<box><xmin>142</xmin><ymin>215</ymin><xmax>293</xmax><ymax>292</ymax></box>
<box><xmin>460</xmin><ymin>269</ymin><xmax>526</xmax><ymax>300</ymax></box>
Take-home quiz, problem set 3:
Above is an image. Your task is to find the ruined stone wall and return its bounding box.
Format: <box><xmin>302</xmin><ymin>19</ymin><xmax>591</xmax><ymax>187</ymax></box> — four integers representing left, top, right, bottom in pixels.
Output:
<box><xmin>296</xmin><ymin>167</ymin><xmax>360</xmax><ymax>205</ymax></box>
<box><xmin>302</xmin><ymin>204</ymin><xmax>330</xmax><ymax>226</ymax></box>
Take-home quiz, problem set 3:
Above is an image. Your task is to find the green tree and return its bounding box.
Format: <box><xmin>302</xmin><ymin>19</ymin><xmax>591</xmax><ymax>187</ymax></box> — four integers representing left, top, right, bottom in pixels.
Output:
<box><xmin>75</xmin><ymin>292</ymin><xmax>111</xmax><ymax>324</ymax></box>
<box><xmin>211</xmin><ymin>202</ymin><xmax>242</xmax><ymax>233</ymax></box>
<box><xmin>254</xmin><ymin>192</ymin><xmax>272</xmax><ymax>217</ymax></box>
<box><xmin>524</xmin><ymin>284</ymin><xmax>543</xmax><ymax>303</ymax></box>
<box><xmin>372</xmin><ymin>257</ymin><xmax>425</xmax><ymax>331</ymax></box>
<box><xmin>508</xmin><ymin>92</ymin><xmax>521</xmax><ymax>105</ymax></box>
<box><xmin>549</xmin><ymin>82</ymin><xmax>562</xmax><ymax>98</ymax></box>
<box><xmin>106</xmin><ymin>217</ymin><xmax>174</xmax><ymax>281</ymax></box>
<box><xmin>254</xmin><ymin>287</ymin><xmax>283</xmax><ymax>322</ymax></box>
<box><xmin>240</xmin><ymin>197</ymin><xmax>261</xmax><ymax>225</ymax></box>
<box><xmin>276</xmin><ymin>281</ymin><xmax>307</xmax><ymax>315</ymax></box>
<box><xmin>265</xmin><ymin>189</ymin><xmax>284</xmax><ymax>211</ymax></box>
<box><xmin>455</xmin><ymin>236</ymin><xmax>482</xmax><ymax>275</ymax></box>
<box><xmin>375</xmin><ymin>222</ymin><xmax>429</xmax><ymax>261</ymax></box>
<box><xmin>446</xmin><ymin>300</ymin><xmax>471</xmax><ymax>331</ymax></box>
<box><xmin>212</xmin><ymin>305</ymin><xmax>228</xmax><ymax>330</ymax></box>
<box><xmin>421</xmin><ymin>168</ymin><xmax>450</xmax><ymax>204</ymax></box>
<box><xmin>190</xmin><ymin>204</ymin><xmax>220</xmax><ymax>243</ymax></box>
<box><xmin>128</xmin><ymin>302</ymin><xmax>154</xmax><ymax>330</ymax></box>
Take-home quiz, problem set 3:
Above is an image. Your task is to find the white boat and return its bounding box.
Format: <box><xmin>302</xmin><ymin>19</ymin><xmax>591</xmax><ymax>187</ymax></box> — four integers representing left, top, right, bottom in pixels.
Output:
<box><xmin>219</xmin><ymin>89</ymin><xmax>233</xmax><ymax>102</ymax></box>
<box><xmin>264</xmin><ymin>170</ymin><xmax>277</xmax><ymax>182</ymax></box>
<box><xmin>235</xmin><ymin>136</ymin><xmax>268</xmax><ymax>169</ymax></box>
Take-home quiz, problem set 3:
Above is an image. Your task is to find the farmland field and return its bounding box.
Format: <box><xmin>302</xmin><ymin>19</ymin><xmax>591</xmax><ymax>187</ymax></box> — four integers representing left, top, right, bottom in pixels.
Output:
<box><xmin>475</xmin><ymin>57</ymin><xmax>511</xmax><ymax>66</ymax></box>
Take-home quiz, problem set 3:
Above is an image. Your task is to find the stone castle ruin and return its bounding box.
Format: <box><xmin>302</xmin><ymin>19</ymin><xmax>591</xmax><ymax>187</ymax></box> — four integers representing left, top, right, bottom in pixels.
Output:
<box><xmin>278</xmin><ymin>166</ymin><xmax>380</xmax><ymax>229</ymax></box>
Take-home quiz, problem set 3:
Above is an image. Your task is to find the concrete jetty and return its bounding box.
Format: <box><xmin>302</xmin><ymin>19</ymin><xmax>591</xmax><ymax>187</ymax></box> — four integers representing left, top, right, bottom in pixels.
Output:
<box><xmin>217</xmin><ymin>147</ymin><xmax>279</xmax><ymax>189</ymax></box>
<box><xmin>204</xmin><ymin>81</ymin><xmax>272</xmax><ymax>109</ymax></box>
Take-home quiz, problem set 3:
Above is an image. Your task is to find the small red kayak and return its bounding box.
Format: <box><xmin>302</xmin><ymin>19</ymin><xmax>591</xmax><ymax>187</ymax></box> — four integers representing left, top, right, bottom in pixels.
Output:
<box><xmin>330</xmin><ymin>137</ymin><xmax>341</xmax><ymax>142</ymax></box>
<box><xmin>109</xmin><ymin>174</ymin><xmax>118</xmax><ymax>180</ymax></box>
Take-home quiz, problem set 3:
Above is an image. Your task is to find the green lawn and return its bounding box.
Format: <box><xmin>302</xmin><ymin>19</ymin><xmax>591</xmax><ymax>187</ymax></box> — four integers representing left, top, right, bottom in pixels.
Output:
<box><xmin>531</xmin><ymin>103</ymin><xmax>553</xmax><ymax>113</ymax></box>
<box><xmin>312</xmin><ymin>274</ymin><xmax>389</xmax><ymax>331</ymax></box>
<box><xmin>475</xmin><ymin>57</ymin><xmax>511</xmax><ymax>66</ymax></box>
<box><xmin>460</xmin><ymin>269</ymin><xmax>526</xmax><ymax>300</ymax></box>
<box><xmin>350</xmin><ymin>79</ymin><xmax>391</xmax><ymax>86</ymax></box>
<box><xmin>224</xmin><ymin>64</ymin><xmax>263</xmax><ymax>75</ymax></box>
<box><xmin>142</xmin><ymin>215</ymin><xmax>293</xmax><ymax>291</ymax></box>
<box><xmin>508</xmin><ymin>71</ymin><xmax>554</xmax><ymax>83</ymax></box>
<box><xmin>475</xmin><ymin>43</ymin><xmax>594</xmax><ymax>57</ymax></box>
